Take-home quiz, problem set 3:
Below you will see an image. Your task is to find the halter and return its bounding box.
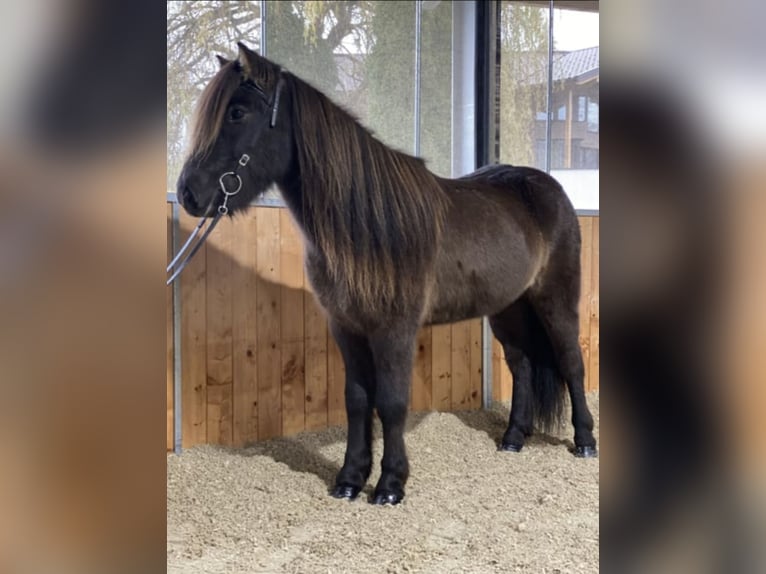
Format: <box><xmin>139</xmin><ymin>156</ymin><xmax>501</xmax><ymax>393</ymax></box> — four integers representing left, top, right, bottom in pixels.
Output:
<box><xmin>167</xmin><ymin>72</ymin><xmax>284</xmax><ymax>286</ymax></box>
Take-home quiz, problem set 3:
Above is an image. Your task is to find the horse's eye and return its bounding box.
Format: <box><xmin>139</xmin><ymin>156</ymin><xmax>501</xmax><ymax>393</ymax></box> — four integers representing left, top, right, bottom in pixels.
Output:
<box><xmin>228</xmin><ymin>107</ymin><xmax>247</xmax><ymax>122</ymax></box>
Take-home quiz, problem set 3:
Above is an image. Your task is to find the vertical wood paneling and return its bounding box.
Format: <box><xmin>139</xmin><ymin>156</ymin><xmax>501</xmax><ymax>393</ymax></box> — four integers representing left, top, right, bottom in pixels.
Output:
<box><xmin>167</xmin><ymin>205</ymin><xmax>174</xmax><ymax>450</ymax></box>
<box><xmin>578</xmin><ymin>217</ymin><xmax>594</xmax><ymax>392</ymax></box>
<box><xmin>491</xmin><ymin>338</ymin><xmax>504</xmax><ymax>403</ymax></box>
<box><xmin>232</xmin><ymin>212</ymin><xmax>259</xmax><ymax>445</ymax></box>
<box><xmin>493</xmin><ymin>334</ymin><xmax>514</xmax><ymax>405</ymax></box>
<box><xmin>179</xmin><ymin>209</ymin><xmax>207</xmax><ymax>447</ymax></box>
<box><xmin>588</xmin><ymin>218</ymin><xmax>600</xmax><ymax>391</ymax></box>
<box><xmin>280</xmin><ymin>211</ymin><xmax>306</xmax><ymax>435</ymax></box>
<box><xmin>411</xmin><ymin>327</ymin><xmax>433</xmax><ymax>411</ymax></box>
<box><xmin>450</xmin><ymin>321</ymin><xmax>472</xmax><ymax>411</ymax></box>
<box><xmin>469</xmin><ymin>320</ymin><xmax>483</xmax><ymax>409</ymax></box>
<box><xmin>502</xmin><ymin>355</ymin><xmax>513</xmax><ymax>402</ymax></box>
<box><xmin>206</xmin><ymin>219</ymin><xmax>233</xmax><ymax>445</ymax></box>
<box><xmin>493</xmin><ymin>336</ymin><xmax>514</xmax><ymax>404</ymax></box>
<box><xmin>326</xmin><ymin>331</ymin><xmax>346</xmax><ymax>427</ymax></box>
<box><xmin>256</xmin><ymin>208</ymin><xmax>282</xmax><ymax>439</ymax></box>
<box><xmin>431</xmin><ymin>325</ymin><xmax>452</xmax><ymax>411</ymax></box>
<box><xmin>171</xmin><ymin>205</ymin><xmax>599</xmax><ymax>447</ymax></box>
<box><xmin>304</xmin><ymin>291</ymin><xmax>328</xmax><ymax>430</ymax></box>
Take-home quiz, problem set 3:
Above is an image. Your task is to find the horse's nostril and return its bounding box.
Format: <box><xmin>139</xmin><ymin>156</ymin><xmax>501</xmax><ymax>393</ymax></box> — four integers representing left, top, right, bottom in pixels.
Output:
<box><xmin>181</xmin><ymin>185</ymin><xmax>197</xmax><ymax>210</ymax></box>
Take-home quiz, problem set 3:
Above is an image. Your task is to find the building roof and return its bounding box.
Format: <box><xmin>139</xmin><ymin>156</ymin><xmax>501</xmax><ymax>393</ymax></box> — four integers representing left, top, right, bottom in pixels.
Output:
<box><xmin>330</xmin><ymin>46</ymin><xmax>599</xmax><ymax>93</ymax></box>
<box><xmin>552</xmin><ymin>46</ymin><xmax>599</xmax><ymax>83</ymax></box>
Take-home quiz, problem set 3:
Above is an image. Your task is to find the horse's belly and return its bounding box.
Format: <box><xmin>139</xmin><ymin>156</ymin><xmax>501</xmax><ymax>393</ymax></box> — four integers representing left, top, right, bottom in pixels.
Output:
<box><xmin>424</xmin><ymin>239</ymin><xmax>541</xmax><ymax>325</ymax></box>
<box><xmin>426</xmin><ymin>275</ymin><xmax>529</xmax><ymax>325</ymax></box>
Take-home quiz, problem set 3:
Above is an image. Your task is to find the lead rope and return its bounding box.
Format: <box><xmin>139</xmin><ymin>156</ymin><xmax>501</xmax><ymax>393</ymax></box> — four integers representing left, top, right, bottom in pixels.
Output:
<box><xmin>166</xmin><ymin>153</ymin><xmax>250</xmax><ymax>285</ymax></box>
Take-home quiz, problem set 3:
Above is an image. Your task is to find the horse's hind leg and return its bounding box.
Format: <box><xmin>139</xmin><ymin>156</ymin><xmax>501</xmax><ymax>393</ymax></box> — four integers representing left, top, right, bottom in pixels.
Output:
<box><xmin>527</xmin><ymin>287</ymin><xmax>597</xmax><ymax>457</ymax></box>
<box><xmin>329</xmin><ymin>321</ymin><xmax>376</xmax><ymax>500</ymax></box>
<box><xmin>489</xmin><ymin>302</ymin><xmax>535</xmax><ymax>452</ymax></box>
<box><xmin>367</xmin><ymin>322</ymin><xmax>418</xmax><ymax>505</ymax></box>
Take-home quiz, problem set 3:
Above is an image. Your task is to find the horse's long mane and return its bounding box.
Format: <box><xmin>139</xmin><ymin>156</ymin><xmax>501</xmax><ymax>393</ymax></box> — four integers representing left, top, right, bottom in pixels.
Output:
<box><xmin>288</xmin><ymin>74</ymin><xmax>449</xmax><ymax>311</ymax></box>
<box><xmin>188</xmin><ymin>57</ymin><xmax>450</xmax><ymax>312</ymax></box>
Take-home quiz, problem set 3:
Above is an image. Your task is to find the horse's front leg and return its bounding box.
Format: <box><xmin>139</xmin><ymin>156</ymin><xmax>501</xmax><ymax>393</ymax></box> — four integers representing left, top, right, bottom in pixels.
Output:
<box><xmin>329</xmin><ymin>321</ymin><xmax>376</xmax><ymax>501</ymax></box>
<box><xmin>368</xmin><ymin>324</ymin><xmax>417</xmax><ymax>505</ymax></box>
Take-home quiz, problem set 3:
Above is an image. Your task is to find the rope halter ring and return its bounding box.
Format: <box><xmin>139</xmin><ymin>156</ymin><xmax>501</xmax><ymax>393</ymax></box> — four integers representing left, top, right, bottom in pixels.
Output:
<box><xmin>217</xmin><ymin>154</ymin><xmax>250</xmax><ymax>215</ymax></box>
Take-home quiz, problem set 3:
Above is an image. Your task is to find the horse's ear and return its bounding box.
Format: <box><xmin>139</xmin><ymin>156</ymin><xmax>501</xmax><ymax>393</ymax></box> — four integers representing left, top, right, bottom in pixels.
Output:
<box><xmin>237</xmin><ymin>41</ymin><xmax>270</xmax><ymax>82</ymax></box>
<box><xmin>216</xmin><ymin>55</ymin><xmax>231</xmax><ymax>68</ymax></box>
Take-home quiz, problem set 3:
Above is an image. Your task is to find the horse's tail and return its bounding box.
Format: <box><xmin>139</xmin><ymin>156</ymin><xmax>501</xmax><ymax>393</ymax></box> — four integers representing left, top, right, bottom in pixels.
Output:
<box><xmin>529</xmin><ymin>311</ymin><xmax>567</xmax><ymax>433</ymax></box>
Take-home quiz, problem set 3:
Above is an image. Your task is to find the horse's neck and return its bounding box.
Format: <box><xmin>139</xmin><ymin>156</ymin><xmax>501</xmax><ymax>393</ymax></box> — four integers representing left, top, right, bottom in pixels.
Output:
<box><xmin>277</xmin><ymin>173</ymin><xmax>314</xmax><ymax>245</ymax></box>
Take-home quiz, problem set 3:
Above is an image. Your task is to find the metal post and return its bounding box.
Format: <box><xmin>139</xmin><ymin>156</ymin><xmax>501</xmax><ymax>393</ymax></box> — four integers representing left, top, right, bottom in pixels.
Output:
<box><xmin>545</xmin><ymin>0</ymin><xmax>554</xmax><ymax>173</ymax></box>
<box><xmin>451</xmin><ymin>1</ymin><xmax>476</xmax><ymax>178</ymax></box>
<box><xmin>172</xmin><ymin>201</ymin><xmax>183</xmax><ymax>454</ymax></box>
<box><xmin>260</xmin><ymin>0</ymin><xmax>268</xmax><ymax>56</ymax></box>
<box><xmin>414</xmin><ymin>0</ymin><xmax>422</xmax><ymax>155</ymax></box>
<box><xmin>475</xmin><ymin>0</ymin><xmax>498</xmax><ymax>409</ymax></box>
<box><xmin>475</xmin><ymin>1</ymin><xmax>497</xmax><ymax>171</ymax></box>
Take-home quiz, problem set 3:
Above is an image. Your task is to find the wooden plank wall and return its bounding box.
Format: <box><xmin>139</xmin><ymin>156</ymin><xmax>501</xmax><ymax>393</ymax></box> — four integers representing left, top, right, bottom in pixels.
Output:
<box><xmin>167</xmin><ymin>206</ymin><xmax>599</xmax><ymax>449</ymax></box>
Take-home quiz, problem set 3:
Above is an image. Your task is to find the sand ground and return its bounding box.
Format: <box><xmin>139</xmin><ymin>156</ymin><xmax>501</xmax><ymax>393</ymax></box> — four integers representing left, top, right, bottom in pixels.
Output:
<box><xmin>168</xmin><ymin>393</ymin><xmax>599</xmax><ymax>573</ymax></box>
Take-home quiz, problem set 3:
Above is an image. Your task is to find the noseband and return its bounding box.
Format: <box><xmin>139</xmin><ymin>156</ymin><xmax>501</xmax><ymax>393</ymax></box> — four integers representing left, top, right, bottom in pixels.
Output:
<box><xmin>167</xmin><ymin>72</ymin><xmax>284</xmax><ymax>286</ymax></box>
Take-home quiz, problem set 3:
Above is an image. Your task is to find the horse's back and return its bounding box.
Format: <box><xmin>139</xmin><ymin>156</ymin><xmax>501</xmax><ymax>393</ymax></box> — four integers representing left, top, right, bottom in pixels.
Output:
<box><xmin>424</xmin><ymin>165</ymin><xmax>579</xmax><ymax>325</ymax></box>
<box><xmin>459</xmin><ymin>164</ymin><xmax>579</xmax><ymax>243</ymax></box>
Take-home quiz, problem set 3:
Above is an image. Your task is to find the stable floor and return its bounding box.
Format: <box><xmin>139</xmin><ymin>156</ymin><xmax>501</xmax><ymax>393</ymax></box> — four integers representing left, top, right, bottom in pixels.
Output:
<box><xmin>168</xmin><ymin>393</ymin><xmax>599</xmax><ymax>573</ymax></box>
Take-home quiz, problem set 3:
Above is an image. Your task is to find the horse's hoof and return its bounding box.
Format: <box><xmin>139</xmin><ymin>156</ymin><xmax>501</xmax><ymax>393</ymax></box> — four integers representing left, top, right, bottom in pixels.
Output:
<box><xmin>499</xmin><ymin>442</ymin><xmax>523</xmax><ymax>453</ymax></box>
<box><xmin>371</xmin><ymin>491</ymin><xmax>403</xmax><ymax>506</ymax></box>
<box><xmin>330</xmin><ymin>484</ymin><xmax>361</xmax><ymax>500</ymax></box>
<box><xmin>574</xmin><ymin>445</ymin><xmax>598</xmax><ymax>458</ymax></box>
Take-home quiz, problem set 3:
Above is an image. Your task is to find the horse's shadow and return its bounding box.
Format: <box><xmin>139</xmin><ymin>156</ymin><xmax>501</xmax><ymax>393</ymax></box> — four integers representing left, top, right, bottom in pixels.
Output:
<box><xmin>446</xmin><ymin>404</ymin><xmax>575</xmax><ymax>450</ymax></box>
<box><xmin>209</xmin><ymin>402</ymin><xmax>575</xmax><ymax>495</ymax></box>
<box><xmin>223</xmin><ymin>433</ymin><xmax>343</xmax><ymax>489</ymax></box>
<box><xmin>174</xmin><ymin>210</ymin><xmax>573</xmax><ymax>490</ymax></box>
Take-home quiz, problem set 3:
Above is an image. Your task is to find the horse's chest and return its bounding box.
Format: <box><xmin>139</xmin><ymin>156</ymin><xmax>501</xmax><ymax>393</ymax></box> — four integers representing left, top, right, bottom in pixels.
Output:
<box><xmin>304</xmin><ymin>253</ymin><xmax>425</xmax><ymax>332</ymax></box>
<box><xmin>303</xmin><ymin>257</ymin><xmax>367</xmax><ymax>329</ymax></box>
<box><xmin>304</xmin><ymin>257</ymin><xmax>336</xmax><ymax>308</ymax></box>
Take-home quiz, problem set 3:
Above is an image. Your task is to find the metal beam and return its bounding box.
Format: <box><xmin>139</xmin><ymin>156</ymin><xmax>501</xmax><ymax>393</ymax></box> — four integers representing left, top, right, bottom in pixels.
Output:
<box><xmin>260</xmin><ymin>0</ymin><xmax>267</xmax><ymax>56</ymax></box>
<box><xmin>475</xmin><ymin>0</ymin><xmax>499</xmax><ymax>409</ymax></box>
<box><xmin>172</xmin><ymin>202</ymin><xmax>183</xmax><ymax>454</ymax></box>
<box><xmin>414</xmin><ymin>0</ymin><xmax>422</xmax><ymax>155</ymax></box>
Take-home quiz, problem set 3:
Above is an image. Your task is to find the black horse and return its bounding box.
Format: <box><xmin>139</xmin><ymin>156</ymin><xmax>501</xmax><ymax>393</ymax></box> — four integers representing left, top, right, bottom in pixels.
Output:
<box><xmin>176</xmin><ymin>43</ymin><xmax>596</xmax><ymax>505</ymax></box>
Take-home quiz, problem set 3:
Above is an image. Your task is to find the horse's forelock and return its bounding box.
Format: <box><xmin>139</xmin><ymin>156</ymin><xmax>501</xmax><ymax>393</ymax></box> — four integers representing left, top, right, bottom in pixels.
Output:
<box><xmin>189</xmin><ymin>62</ymin><xmax>241</xmax><ymax>161</ymax></box>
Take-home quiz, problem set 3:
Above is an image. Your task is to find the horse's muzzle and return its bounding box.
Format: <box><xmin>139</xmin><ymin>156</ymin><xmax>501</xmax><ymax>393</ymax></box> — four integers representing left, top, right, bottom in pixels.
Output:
<box><xmin>180</xmin><ymin>184</ymin><xmax>199</xmax><ymax>214</ymax></box>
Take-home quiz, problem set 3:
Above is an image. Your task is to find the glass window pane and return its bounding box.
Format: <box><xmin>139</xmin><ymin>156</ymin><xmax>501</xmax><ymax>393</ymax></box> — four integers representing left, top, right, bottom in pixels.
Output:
<box><xmin>264</xmin><ymin>1</ymin><xmax>392</xmax><ymax>202</ymax></box>
<box><xmin>266</xmin><ymin>0</ymin><xmax>415</xmax><ymax>155</ymax></box>
<box><xmin>266</xmin><ymin>1</ymin><xmax>374</xmax><ymax>121</ymax></box>
<box><xmin>550</xmin><ymin>1</ymin><xmax>598</xmax><ymax>210</ymax></box>
<box><xmin>364</xmin><ymin>1</ymin><xmax>416</xmax><ymax>153</ymax></box>
<box><xmin>498</xmin><ymin>1</ymin><xmax>550</xmax><ymax>170</ymax></box>
<box><xmin>587</xmin><ymin>97</ymin><xmax>599</xmax><ymax>132</ymax></box>
<box><xmin>166</xmin><ymin>1</ymin><xmax>263</xmax><ymax>192</ymax></box>
<box><xmin>167</xmin><ymin>1</ymin><xmax>471</xmax><ymax>202</ymax></box>
<box><xmin>420</xmin><ymin>0</ymin><xmax>455</xmax><ymax>177</ymax></box>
